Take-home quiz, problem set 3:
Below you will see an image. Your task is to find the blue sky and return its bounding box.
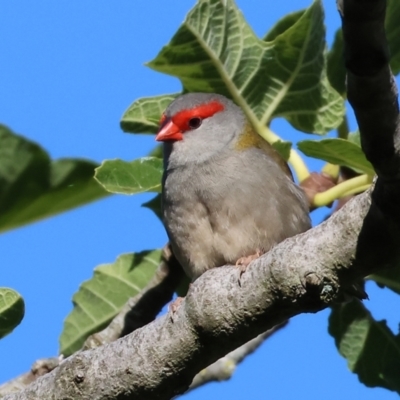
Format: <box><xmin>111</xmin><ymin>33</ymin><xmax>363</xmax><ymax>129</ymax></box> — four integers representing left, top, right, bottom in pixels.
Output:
<box><xmin>0</xmin><ymin>1</ymin><xmax>399</xmax><ymax>399</ymax></box>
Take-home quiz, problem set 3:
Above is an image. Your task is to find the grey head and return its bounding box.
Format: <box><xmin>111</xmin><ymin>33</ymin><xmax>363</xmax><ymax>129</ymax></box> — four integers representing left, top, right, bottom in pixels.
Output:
<box><xmin>155</xmin><ymin>93</ymin><xmax>247</xmax><ymax>169</ymax></box>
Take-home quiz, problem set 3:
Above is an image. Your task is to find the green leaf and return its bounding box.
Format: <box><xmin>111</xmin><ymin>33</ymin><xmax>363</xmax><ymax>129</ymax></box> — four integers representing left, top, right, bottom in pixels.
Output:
<box><xmin>147</xmin><ymin>145</ymin><xmax>163</xmax><ymax>159</ymax></box>
<box><xmin>59</xmin><ymin>250</ymin><xmax>161</xmax><ymax>356</ymax></box>
<box><xmin>0</xmin><ymin>125</ymin><xmax>108</xmax><ymax>233</ymax></box>
<box><xmin>386</xmin><ymin>0</ymin><xmax>400</xmax><ymax>75</ymax></box>
<box><xmin>176</xmin><ymin>275</ymin><xmax>191</xmax><ymax>298</ymax></box>
<box><xmin>272</xmin><ymin>140</ymin><xmax>292</xmax><ymax>161</ymax></box>
<box><xmin>0</xmin><ymin>288</ymin><xmax>25</xmax><ymax>339</ymax></box>
<box><xmin>329</xmin><ymin>300</ymin><xmax>400</xmax><ymax>394</ymax></box>
<box><xmin>121</xmin><ymin>94</ymin><xmax>178</xmax><ymax>134</ymax></box>
<box><xmin>142</xmin><ymin>194</ymin><xmax>162</xmax><ymax>221</ymax></box>
<box><xmin>297</xmin><ymin>138</ymin><xmax>374</xmax><ymax>175</ymax></box>
<box><xmin>347</xmin><ymin>130</ymin><xmax>361</xmax><ymax>147</ymax></box>
<box><xmin>369</xmin><ymin>265</ymin><xmax>400</xmax><ymax>295</ymax></box>
<box><xmin>327</xmin><ymin>29</ymin><xmax>346</xmax><ymax>97</ymax></box>
<box><xmin>263</xmin><ymin>10</ymin><xmax>305</xmax><ymax>42</ymax></box>
<box><xmin>147</xmin><ymin>0</ymin><xmax>344</xmax><ymax>135</ymax></box>
<box><xmin>94</xmin><ymin>157</ymin><xmax>163</xmax><ymax>195</ymax></box>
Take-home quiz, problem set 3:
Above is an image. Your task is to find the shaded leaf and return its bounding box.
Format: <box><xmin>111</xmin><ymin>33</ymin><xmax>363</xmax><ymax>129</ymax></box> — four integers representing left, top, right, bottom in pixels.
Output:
<box><xmin>272</xmin><ymin>140</ymin><xmax>292</xmax><ymax>161</ymax></box>
<box><xmin>263</xmin><ymin>10</ymin><xmax>305</xmax><ymax>42</ymax></box>
<box><xmin>147</xmin><ymin>145</ymin><xmax>163</xmax><ymax>159</ymax></box>
<box><xmin>176</xmin><ymin>275</ymin><xmax>191</xmax><ymax>298</ymax></box>
<box><xmin>0</xmin><ymin>288</ymin><xmax>25</xmax><ymax>339</ymax></box>
<box><xmin>348</xmin><ymin>130</ymin><xmax>361</xmax><ymax>147</ymax></box>
<box><xmin>142</xmin><ymin>194</ymin><xmax>162</xmax><ymax>221</ymax></box>
<box><xmin>121</xmin><ymin>94</ymin><xmax>178</xmax><ymax>134</ymax></box>
<box><xmin>94</xmin><ymin>157</ymin><xmax>163</xmax><ymax>195</ymax></box>
<box><xmin>59</xmin><ymin>250</ymin><xmax>161</xmax><ymax>356</ymax></box>
<box><xmin>386</xmin><ymin>0</ymin><xmax>400</xmax><ymax>75</ymax></box>
<box><xmin>369</xmin><ymin>265</ymin><xmax>400</xmax><ymax>295</ymax></box>
<box><xmin>147</xmin><ymin>0</ymin><xmax>344</xmax><ymax>135</ymax></box>
<box><xmin>329</xmin><ymin>300</ymin><xmax>400</xmax><ymax>394</ymax></box>
<box><xmin>297</xmin><ymin>138</ymin><xmax>374</xmax><ymax>175</ymax></box>
<box><xmin>327</xmin><ymin>29</ymin><xmax>346</xmax><ymax>97</ymax></box>
<box><xmin>0</xmin><ymin>125</ymin><xmax>108</xmax><ymax>233</ymax></box>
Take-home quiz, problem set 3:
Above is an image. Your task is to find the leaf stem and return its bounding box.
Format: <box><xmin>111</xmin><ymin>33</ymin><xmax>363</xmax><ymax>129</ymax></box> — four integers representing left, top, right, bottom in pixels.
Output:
<box><xmin>322</xmin><ymin>163</ymin><xmax>340</xmax><ymax>179</ymax></box>
<box><xmin>313</xmin><ymin>174</ymin><xmax>372</xmax><ymax>207</ymax></box>
<box><xmin>288</xmin><ymin>149</ymin><xmax>311</xmax><ymax>182</ymax></box>
<box><xmin>256</xmin><ymin>124</ymin><xmax>310</xmax><ymax>182</ymax></box>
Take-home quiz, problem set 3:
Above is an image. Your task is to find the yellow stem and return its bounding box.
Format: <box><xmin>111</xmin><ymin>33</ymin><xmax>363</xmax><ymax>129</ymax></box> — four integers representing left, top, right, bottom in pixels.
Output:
<box><xmin>313</xmin><ymin>174</ymin><xmax>372</xmax><ymax>207</ymax></box>
<box><xmin>341</xmin><ymin>184</ymin><xmax>371</xmax><ymax>198</ymax></box>
<box><xmin>288</xmin><ymin>149</ymin><xmax>311</xmax><ymax>182</ymax></box>
<box><xmin>322</xmin><ymin>163</ymin><xmax>340</xmax><ymax>180</ymax></box>
<box><xmin>256</xmin><ymin>123</ymin><xmax>280</xmax><ymax>142</ymax></box>
<box><xmin>256</xmin><ymin>124</ymin><xmax>310</xmax><ymax>182</ymax></box>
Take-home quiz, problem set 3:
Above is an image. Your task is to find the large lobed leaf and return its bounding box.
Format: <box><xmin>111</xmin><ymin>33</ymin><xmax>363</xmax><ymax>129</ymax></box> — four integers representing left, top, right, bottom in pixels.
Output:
<box><xmin>369</xmin><ymin>265</ymin><xmax>400</xmax><ymax>296</ymax></box>
<box><xmin>0</xmin><ymin>288</ymin><xmax>25</xmax><ymax>339</ymax></box>
<box><xmin>297</xmin><ymin>138</ymin><xmax>374</xmax><ymax>175</ymax></box>
<box><xmin>327</xmin><ymin>30</ymin><xmax>346</xmax><ymax>97</ymax></box>
<box><xmin>121</xmin><ymin>94</ymin><xmax>178</xmax><ymax>134</ymax></box>
<box><xmin>0</xmin><ymin>125</ymin><xmax>108</xmax><ymax>233</ymax></box>
<box><xmin>141</xmin><ymin>194</ymin><xmax>162</xmax><ymax>221</ymax></box>
<box><xmin>329</xmin><ymin>300</ymin><xmax>400</xmax><ymax>394</ymax></box>
<box><xmin>263</xmin><ymin>10</ymin><xmax>305</xmax><ymax>42</ymax></box>
<box><xmin>59</xmin><ymin>250</ymin><xmax>161</xmax><ymax>356</ymax></box>
<box><xmin>123</xmin><ymin>0</ymin><xmax>344</xmax><ymax>136</ymax></box>
<box><xmin>94</xmin><ymin>157</ymin><xmax>163</xmax><ymax>195</ymax></box>
<box><xmin>272</xmin><ymin>140</ymin><xmax>292</xmax><ymax>161</ymax></box>
<box><xmin>384</xmin><ymin>0</ymin><xmax>400</xmax><ymax>75</ymax></box>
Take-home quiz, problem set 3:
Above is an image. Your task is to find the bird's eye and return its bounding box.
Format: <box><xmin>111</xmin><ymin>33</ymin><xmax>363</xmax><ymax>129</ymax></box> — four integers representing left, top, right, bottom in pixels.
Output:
<box><xmin>188</xmin><ymin>117</ymin><xmax>202</xmax><ymax>129</ymax></box>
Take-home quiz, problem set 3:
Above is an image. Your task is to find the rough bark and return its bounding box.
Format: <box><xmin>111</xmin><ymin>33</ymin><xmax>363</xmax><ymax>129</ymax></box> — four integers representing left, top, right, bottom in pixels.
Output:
<box><xmin>3</xmin><ymin>187</ymin><xmax>399</xmax><ymax>400</ymax></box>
<box><xmin>188</xmin><ymin>322</ymin><xmax>288</xmax><ymax>391</ymax></box>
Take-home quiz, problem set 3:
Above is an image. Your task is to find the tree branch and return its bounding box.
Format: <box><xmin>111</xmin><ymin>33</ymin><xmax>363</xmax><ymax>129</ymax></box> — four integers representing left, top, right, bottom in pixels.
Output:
<box><xmin>188</xmin><ymin>322</ymin><xmax>288</xmax><ymax>392</ymax></box>
<box><xmin>3</xmin><ymin>187</ymin><xmax>398</xmax><ymax>400</ymax></box>
<box><xmin>339</xmin><ymin>0</ymin><xmax>400</xmax><ymax>181</ymax></box>
<box><xmin>0</xmin><ymin>357</ymin><xmax>63</xmax><ymax>397</ymax></box>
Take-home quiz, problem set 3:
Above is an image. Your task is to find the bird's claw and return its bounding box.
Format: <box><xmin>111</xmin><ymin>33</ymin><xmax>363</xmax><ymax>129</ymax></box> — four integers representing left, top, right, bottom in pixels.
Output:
<box><xmin>169</xmin><ymin>296</ymin><xmax>184</xmax><ymax>322</ymax></box>
<box><xmin>235</xmin><ymin>249</ymin><xmax>263</xmax><ymax>285</ymax></box>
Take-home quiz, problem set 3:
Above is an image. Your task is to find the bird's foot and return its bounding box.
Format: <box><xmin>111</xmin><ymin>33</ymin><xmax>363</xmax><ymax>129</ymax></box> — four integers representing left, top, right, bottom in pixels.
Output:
<box><xmin>169</xmin><ymin>296</ymin><xmax>184</xmax><ymax>321</ymax></box>
<box><xmin>235</xmin><ymin>249</ymin><xmax>263</xmax><ymax>284</ymax></box>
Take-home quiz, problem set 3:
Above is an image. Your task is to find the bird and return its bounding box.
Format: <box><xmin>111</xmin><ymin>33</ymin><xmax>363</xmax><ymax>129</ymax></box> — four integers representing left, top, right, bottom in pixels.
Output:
<box><xmin>156</xmin><ymin>92</ymin><xmax>311</xmax><ymax>281</ymax></box>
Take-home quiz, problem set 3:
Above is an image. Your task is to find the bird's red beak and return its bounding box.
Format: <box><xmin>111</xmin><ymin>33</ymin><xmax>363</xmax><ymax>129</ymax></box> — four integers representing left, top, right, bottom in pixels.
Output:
<box><xmin>155</xmin><ymin>119</ymin><xmax>183</xmax><ymax>142</ymax></box>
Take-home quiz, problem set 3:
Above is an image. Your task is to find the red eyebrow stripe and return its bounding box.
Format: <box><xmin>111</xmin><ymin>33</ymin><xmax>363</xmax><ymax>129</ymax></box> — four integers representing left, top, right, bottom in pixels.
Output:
<box><xmin>172</xmin><ymin>100</ymin><xmax>225</xmax><ymax>131</ymax></box>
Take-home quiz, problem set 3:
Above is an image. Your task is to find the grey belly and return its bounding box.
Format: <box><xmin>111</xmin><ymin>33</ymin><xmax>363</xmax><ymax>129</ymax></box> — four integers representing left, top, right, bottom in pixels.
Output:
<box><xmin>162</xmin><ymin>156</ymin><xmax>310</xmax><ymax>280</ymax></box>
